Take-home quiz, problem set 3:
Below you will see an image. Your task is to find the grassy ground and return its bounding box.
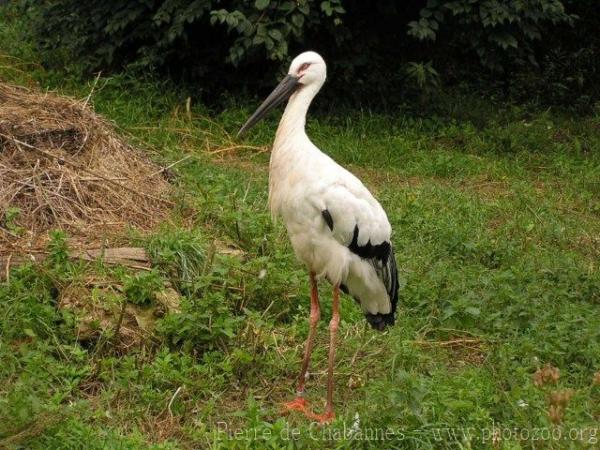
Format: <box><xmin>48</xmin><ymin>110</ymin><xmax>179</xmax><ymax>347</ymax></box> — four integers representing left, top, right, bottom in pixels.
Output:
<box><xmin>1</xmin><ymin>9</ymin><xmax>600</xmax><ymax>450</ymax></box>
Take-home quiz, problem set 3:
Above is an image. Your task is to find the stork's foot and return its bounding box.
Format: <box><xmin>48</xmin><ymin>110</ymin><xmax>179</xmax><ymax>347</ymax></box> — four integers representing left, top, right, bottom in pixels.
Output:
<box><xmin>282</xmin><ymin>397</ymin><xmax>309</xmax><ymax>414</ymax></box>
<box><xmin>311</xmin><ymin>410</ymin><xmax>335</xmax><ymax>424</ymax></box>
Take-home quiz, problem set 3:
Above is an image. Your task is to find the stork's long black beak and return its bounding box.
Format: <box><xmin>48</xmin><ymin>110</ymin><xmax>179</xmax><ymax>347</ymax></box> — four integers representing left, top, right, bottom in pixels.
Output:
<box><xmin>237</xmin><ymin>75</ymin><xmax>300</xmax><ymax>137</ymax></box>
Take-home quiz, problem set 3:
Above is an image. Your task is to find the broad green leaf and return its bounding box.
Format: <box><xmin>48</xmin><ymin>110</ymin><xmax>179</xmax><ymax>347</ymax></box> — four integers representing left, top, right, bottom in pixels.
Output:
<box><xmin>291</xmin><ymin>13</ymin><xmax>304</xmax><ymax>28</ymax></box>
<box><xmin>255</xmin><ymin>0</ymin><xmax>270</xmax><ymax>11</ymax></box>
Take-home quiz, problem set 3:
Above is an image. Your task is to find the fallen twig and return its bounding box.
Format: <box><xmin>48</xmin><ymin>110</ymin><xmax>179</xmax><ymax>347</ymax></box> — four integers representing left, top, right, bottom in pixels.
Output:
<box><xmin>147</xmin><ymin>154</ymin><xmax>192</xmax><ymax>178</ymax></box>
<box><xmin>207</xmin><ymin>144</ymin><xmax>267</xmax><ymax>155</ymax></box>
<box><xmin>412</xmin><ymin>337</ymin><xmax>483</xmax><ymax>348</ymax></box>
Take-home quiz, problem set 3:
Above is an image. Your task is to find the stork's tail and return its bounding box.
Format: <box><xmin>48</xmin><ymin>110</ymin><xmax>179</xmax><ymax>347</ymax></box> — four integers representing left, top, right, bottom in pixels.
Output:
<box><xmin>366</xmin><ymin>247</ymin><xmax>399</xmax><ymax>331</ymax></box>
<box><xmin>365</xmin><ymin>311</ymin><xmax>396</xmax><ymax>331</ymax></box>
<box><xmin>340</xmin><ymin>247</ymin><xmax>400</xmax><ymax>331</ymax></box>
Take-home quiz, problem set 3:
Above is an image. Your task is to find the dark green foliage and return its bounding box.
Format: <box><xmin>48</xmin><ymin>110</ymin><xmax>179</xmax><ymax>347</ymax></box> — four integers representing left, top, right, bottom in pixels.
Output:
<box><xmin>408</xmin><ymin>0</ymin><xmax>572</xmax><ymax>73</ymax></box>
<box><xmin>21</xmin><ymin>0</ymin><xmax>345</xmax><ymax>97</ymax></box>
<box><xmin>210</xmin><ymin>0</ymin><xmax>345</xmax><ymax>65</ymax></box>
<box><xmin>517</xmin><ymin>0</ymin><xmax>600</xmax><ymax>109</ymax></box>
<box><xmin>18</xmin><ymin>0</ymin><xmax>600</xmax><ymax>107</ymax></box>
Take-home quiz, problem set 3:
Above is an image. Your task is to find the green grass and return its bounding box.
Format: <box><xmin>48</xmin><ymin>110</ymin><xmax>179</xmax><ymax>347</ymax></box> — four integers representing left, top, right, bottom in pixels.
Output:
<box><xmin>1</xmin><ymin>8</ymin><xmax>600</xmax><ymax>450</ymax></box>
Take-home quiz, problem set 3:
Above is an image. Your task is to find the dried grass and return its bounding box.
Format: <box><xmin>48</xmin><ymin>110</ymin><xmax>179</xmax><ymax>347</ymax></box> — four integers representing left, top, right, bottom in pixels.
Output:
<box><xmin>0</xmin><ymin>82</ymin><xmax>171</xmax><ymax>252</ymax></box>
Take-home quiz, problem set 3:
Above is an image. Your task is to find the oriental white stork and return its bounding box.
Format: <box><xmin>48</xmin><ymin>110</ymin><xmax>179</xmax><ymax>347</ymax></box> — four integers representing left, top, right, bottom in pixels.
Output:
<box><xmin>238</xmin><ymin>51</ymin><xmax>399</xmax><ymax>423</ymax></box>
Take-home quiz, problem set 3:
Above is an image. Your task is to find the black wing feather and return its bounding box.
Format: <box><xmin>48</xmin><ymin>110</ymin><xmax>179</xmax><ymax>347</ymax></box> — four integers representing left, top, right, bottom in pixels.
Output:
<box><xmin>321</xmin><ymin>209</ymin><xmax>334</xmax><ymax>231</ymax></box>
<box><xmin>347</xmin><ymin>225</ymin><xmax>399</xmax><ymax>330</ymax></box>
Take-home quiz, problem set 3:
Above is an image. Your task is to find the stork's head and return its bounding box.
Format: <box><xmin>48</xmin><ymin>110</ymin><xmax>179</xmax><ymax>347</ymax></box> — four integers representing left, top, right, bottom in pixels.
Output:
<box><xmin>288</xmin><ymin>51</ymin><xmax>327</xmax><ymax>88</ymax></box>
<box><xmin>238</xmin><ymin>51</ymin><xmax>326</xmax><ymax>137</ymax></box>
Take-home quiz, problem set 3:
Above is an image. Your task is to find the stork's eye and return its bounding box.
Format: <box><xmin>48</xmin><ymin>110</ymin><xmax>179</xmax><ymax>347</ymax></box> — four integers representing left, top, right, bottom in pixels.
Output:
<box><xmin>299</xmin><ymin>63</ymin><xmax>311</xmax><ymax>72</ymax></box>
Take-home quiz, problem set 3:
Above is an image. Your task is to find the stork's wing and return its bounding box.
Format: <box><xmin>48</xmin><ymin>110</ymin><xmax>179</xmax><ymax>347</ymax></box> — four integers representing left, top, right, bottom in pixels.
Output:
<box><xmin>317</xmin><ymin>182</ymin><xmax>391</xmax><ymax>251</ymax></box>
<box><xmin>316</xmin><ymin>181</ymin><xmax>399</xmax><ymax>329</ymax></box>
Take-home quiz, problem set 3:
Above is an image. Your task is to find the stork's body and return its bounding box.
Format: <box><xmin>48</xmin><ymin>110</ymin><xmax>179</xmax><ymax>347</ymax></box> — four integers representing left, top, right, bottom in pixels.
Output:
<box><xmin>238</xmin><ymin>51</ymin><xmax>399</xmax><ymax>423</ymax></box>
<box><xmin>270</xmin><ymin>119</ymin><xmax>397</xmax><ymax>324</ymax></box>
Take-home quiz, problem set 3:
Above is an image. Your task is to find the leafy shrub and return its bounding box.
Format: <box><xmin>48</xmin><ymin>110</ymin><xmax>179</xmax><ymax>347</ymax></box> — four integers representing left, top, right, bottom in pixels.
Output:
<box><xmin>157</xmin><ymin>292</ymin><xmax>241</xmax><ymax>353</ymax></box>
<box><xmin>122</xmin><ymin>270</ymin><xmax>164</xmax><ymax>306</ymax></box>
<box><xmin>404</xmin><ymin>61</ymin><xmax>441</xmax><ymax>103</ymax></box>
<box><xmin>408</xmin><ymin>0</ymin><xmax>572</xmax><ymax>73</ymax></box>
<box><xmin>47</xmin><ymin>230</ymin><xmax>70</xmax><ymax>270</ymax></box>
<box><xmin>18</xmin><ymin>0</ymin><xmax>599</xmax><ymax>107</ymax></box>
<box><xmin>514</xmin><ymin>0</ymin><xmax>600</xmax><ymax>109</ymax></box>
<box><xmin>0</xmin><ymin>265</ymin><xmax>58</xmax><ymax>341</ymax></box>
<box><xmin>0</xmin><ymin>232</ymin><xmax>78</xmax><ymax>342</ymax></box>
<box><xmin>21</xmin><ymin>0</ymin><xmax>344</xmax><ymax>96</ymax></box>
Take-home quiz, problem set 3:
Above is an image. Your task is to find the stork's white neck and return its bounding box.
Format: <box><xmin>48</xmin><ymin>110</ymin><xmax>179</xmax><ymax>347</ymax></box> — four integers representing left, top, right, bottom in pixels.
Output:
<box><xmin>274</xmin><ymin>83</ymin><xmax>321</xmax><ymax>147</ymax></box>
<box><xmin>268</xmin><ymin>81</ymin><xmax>322</xmax><ymax>217</ymax></box>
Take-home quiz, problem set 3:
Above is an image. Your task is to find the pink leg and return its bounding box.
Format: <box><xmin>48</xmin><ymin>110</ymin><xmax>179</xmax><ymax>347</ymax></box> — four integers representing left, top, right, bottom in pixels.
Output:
<box><xmin>312</xmin><ymin>285</ymin><xmax>340</xmax><ymax>424</ymax></box>
<box><xmin>282</xmin><ymin>272</ymin><xmax>320</xmax><ymax>415</ymax></box>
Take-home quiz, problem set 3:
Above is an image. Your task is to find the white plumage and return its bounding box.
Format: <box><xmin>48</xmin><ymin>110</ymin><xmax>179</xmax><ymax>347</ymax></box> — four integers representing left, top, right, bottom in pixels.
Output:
<box><xmin>267</xmin><ymin>52</ymin><xmax>398</xmax><ymax>325</ymax></box>
<box><xmin>238</xmin><ymin>51</ymin><xmax>399</xmax><ymax>422</ymax></box>
<box><xmin>270</xmin><ymin>129</ymin><xmax>394</xmax><ymax>315</ymax></box>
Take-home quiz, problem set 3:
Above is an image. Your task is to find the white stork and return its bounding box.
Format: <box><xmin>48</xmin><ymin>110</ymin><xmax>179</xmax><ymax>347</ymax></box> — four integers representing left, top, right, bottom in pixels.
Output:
<box><xmin>238</xmin><ymin>51</ymin><xmax>399</xmax><ymax>423</ymax></box>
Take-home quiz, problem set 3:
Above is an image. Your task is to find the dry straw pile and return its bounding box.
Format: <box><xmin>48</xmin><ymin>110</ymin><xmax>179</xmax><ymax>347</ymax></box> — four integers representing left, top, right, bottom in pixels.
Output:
<box><xmin>0</xmin><ymin>83</ymin><xmax>171</xmax><ymax>252</ymax></box>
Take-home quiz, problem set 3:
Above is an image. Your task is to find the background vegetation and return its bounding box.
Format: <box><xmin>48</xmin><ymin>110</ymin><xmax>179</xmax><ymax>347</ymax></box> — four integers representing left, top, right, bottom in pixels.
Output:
<box><xmin>1</xmin><ymin>1</ymin><xmax>599</xmax><ymax>449</ymax></box>
<box><xmin>19</xmin><ymin>0</ymin><xmax>600</xmax><ymax>109</ymax></box>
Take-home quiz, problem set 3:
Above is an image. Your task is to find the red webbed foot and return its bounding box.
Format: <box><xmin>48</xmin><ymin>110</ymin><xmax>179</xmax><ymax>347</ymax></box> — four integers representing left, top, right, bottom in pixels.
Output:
<box><xmin>310</xmin><ymin>410</ymin><xmax>335</xmax><ymax>424</ymax></box>
<box><xmin>282</xmin><ymin>397</ymin><xmax>309</xmax><ymax>414</ymax></box>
